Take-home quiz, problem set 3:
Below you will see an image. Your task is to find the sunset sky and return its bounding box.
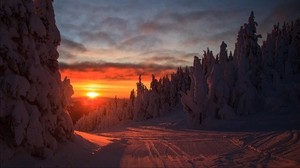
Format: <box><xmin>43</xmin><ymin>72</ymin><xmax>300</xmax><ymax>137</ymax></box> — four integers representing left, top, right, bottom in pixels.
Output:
<box><xmin>53</xmin><ymin>0</ymin><xmax>300</xmax><ymax>98</ymax></box>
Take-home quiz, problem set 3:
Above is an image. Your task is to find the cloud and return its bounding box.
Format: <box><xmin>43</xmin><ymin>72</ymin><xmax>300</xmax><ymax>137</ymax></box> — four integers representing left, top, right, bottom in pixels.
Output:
<box><xmin>101</xmin><ymin>17</ymin><xmax>128</xmax><ymax>33</ymax></box>
<box><xmin>140</xmin><ymin>21</ymin><xmax>181</xmax><ymax>34</ymax></box>
<box><xmin>183</xmin><ymin>37</ymin><xmax>202</xmax><ymax>47</ymax></box>
<box><xmin>59</xmin><ymin>61</ymin><xmax>176</xmax><ymax>72</ymax></box>
<box><xmin>79</xmin><ymin>31</ymin><xmax>116</xmax><ymax>47</ymax></box>
<box><xmin>59</xmin><ymin>61</ymin><xmax>176</xmax><ymax>80</ymax></box>
<box><xmin>61</xmin><ymin>38</ymin><xmax>87</xmax><ymax>52</ymax></box>
<box><xmin>155</xmin><ymin>11</ymin><xmax>216</xmax><ymax>24</ymax></box>
<box><xmin>140</xmin><ymin>10</ymin><xmax>241</xmax><ymax>34</ymax></box>
<box><xmin>209</xmin><ymin>29</ymin><xmax>239</xmax><ymax>52</ymax></box>
<box><xmin>138</xmin><ymin>9</ymin><xmax>244</xmax><ymax>54</ymax></box>
<box><xmin>139</xmin><ymin>49</ymin><xmax>197</xmax><ymax>66</ymax></box>
<box><xmin>144</xmin><ymin>56</ymin><xmax>190</xmax><ymax>65</ymax></box>
<box><xmin>58</xmin><ymin>49</ymin><xmax>77</xmax><ymax>60</ymax></box>
<box><xmin>259</xmin><ymin>0</ymin><xmax>300</xmax><ymax>35</ymax></box>
<box><xmin>182</xmin><ymin>52</ymin><xmax>200</xmax><ymax>59</ymax></box>
<box><xmin>55</xmin><ymin>0</ymin><xmax>300</xmax><ymax>70</ymax></box>
<box><xmin>78</xmin><ymin>17</ymin><xmax>129</xmax><ymax>47</ymax></box>
<box><xmin>118</xmin><ymin>35</ymin><xmax>161</xmax><ymax>51</ymax></box>
<box><xmin>58</xmin><ymin>38</ymin><xmax>88</xmax><ymax>61</ymax></box>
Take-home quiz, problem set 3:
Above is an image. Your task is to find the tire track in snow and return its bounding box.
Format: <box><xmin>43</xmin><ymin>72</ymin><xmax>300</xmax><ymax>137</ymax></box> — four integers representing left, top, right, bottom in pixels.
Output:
<box><xmin>97</xmin><ymin>123</ymin><xmax>300</xmax><ymax>167</ymax></box>
<box><xmin>159</xmin><ymin>140</ymin><xmax>187</xmax><ymax>167</ymax></box>
<box><xmin>159</xmin><ymin>139</ymin><xmax>208</xmax><ymax>168</ymax></box>
<box><xmin>161</xmin><ymin>141</ymin><xmax>195</xmax><ymax>167</ymax></box>
<box><xmin>144</xmin><ymin>141</ymin><xmax>167</xmax><ymax>167</ymax></box>
<box><xmin>144</xmin><ymin>141</ymin><xmax>160</xmax><ymax>167</ymax></box>
<box><xmin>227</xmin><ymin>131</ymin><xmax>300</xmax><ymax>166</ymax></box>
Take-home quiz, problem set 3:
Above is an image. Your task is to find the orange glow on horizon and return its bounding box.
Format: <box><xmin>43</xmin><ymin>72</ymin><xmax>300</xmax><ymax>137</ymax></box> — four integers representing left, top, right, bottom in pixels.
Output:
<box><xmin>60</xmin><ymin>68</ymin><xmax>175</xmax><ymax>98</ymax></box>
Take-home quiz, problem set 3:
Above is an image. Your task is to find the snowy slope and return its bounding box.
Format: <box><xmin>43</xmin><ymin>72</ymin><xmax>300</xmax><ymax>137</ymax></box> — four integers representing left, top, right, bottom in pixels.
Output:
<box><xmin>1</xmin><ymin>131</ymin><xmax>116</xmax><ymax>167</ymax></box>
<box><xmin>2</xmin><ymin>110</ymin><xmax>299</xmax><ymax>167</ymax></box>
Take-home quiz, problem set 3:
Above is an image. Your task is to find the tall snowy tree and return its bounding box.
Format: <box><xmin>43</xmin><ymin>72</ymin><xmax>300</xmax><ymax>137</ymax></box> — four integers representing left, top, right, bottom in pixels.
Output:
<box><xmin>132</xmin><ymin>68</ymin><xmax>190</xmax><ymax>121</ymax></box>
<box><xmin>260</xmin><ymin>18</ymin><xmax>300</xmax><ymax>111</ymax></box>
<box><xmin>180</xmin><ymin>56</ymin><xmax>208</xmax><ymax>126</ymax></box>
<box><xmin>233</xmin><ymin>11</ymin><xmax>263</xmax><ymax>115</ymax></box>
<box><xmin>181</xmin><ymin>12</ymin><xmax>299</xmax><ymax>127</ymax></box>
<box><xmin>0</xmin><ymin>0</ymin><xmax>73</xmax><ymax>158</ymax></box>
<box><xmin>133</xmin><ymin>75</ymin><xmax>149</xmax><ymax>120</ymax></box>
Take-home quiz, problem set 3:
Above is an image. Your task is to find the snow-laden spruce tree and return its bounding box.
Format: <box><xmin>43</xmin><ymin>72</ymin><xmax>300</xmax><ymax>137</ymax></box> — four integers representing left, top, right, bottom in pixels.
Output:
<box><xmin>75</xmin><ymin>97</ymin><xmax>134</xmax><ymax>132</ymax></box>
<box><xmin>0</xmin><ymin>0</ymin><xmax>73</xmax><ymax>158</ymax></box>
<box><xmin>232</xmin><ymin>11</ymin><xmax>263</xmax><ymax>116</ymax></box>
<box><xmin>133</xmin><ymin>69</ymin><xmax>190</xmax><ymax>121</ymax></box>
<box><xmin>180</xmin><ymin>56</ymin><xmax>207</xmax><ymax>126</ymax></box>
<box><xmin>181</xmin><ymin>12</ymin><xmax>300</xmax><ymax>127</ymax></box>
<box><xmin>133</xmin><ymin>75</ymin><xmax>149</xmax><ymax>120</ymax></box>
<box><xmin>261</xmin><ymin>18</ymin><xmax>300</xmax><ymax>110</ymax></box>
<box><xmin>181</xmin><ymin>12</ymin><xmax>264</xmax><ymax>126</ymax></box>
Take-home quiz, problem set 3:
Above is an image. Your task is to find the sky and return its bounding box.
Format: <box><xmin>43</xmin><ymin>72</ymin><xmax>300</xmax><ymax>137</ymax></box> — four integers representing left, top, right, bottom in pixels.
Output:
<box><xmin>53</xmin><ymin>0</ymin><xmax>300</xmax><ymax>98</ymax></box>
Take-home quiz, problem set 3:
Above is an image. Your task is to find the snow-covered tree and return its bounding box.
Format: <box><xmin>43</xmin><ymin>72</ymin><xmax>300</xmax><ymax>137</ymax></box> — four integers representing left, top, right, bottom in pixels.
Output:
<box><xmin>133</xmin><ymin>75</ymin><xmax>149</xmax><ymax>120</ymax></box>
<box><xmin>0</xmin><ymin>0</ymin><xmax>73</xmax><ymax>158</ymax></box>
<box><xmin>232</xmin><ymin>11</ymin><xmax>263</xmax><ymax>116</ymax></box>
<box><xmin>180</xmin><ymin>12</ymin><xmax>300</xmax><ymax>127</ymax></box>
<box><xmin>75</xmin><ymin>97</ymin><xmax>134</xmax><ymax>132</ymax></box>
<box><xmin>260</xmin><ymin>18</ymin><xmax>300</xmax><ymax>110</ymax></box>
<box><xmin>133</xmin><ymin>69</ymin><xmax>190</xmax><ymax>121</ymax></box>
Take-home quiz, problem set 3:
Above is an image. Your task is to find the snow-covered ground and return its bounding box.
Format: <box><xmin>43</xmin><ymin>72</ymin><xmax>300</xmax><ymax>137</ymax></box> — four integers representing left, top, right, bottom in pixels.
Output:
<box><xmin>2</xmin><ymin>109</ymin><xmax>300</xmax><ymax>167</ymax></box>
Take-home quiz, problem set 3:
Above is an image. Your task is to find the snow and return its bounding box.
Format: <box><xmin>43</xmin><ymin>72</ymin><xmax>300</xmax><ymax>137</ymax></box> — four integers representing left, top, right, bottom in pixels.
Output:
<box><xmin>12</xmin><ymin>100</ymin><xmax>29</xmax><ymax>145</ymax></box>
<box><xmin>2</xmin><ymin>74</ymin><xmax>30</xmax><ymax>98</ymax></box>
<box><xmin>0</xmin><ymin>0</ymin><xmax>74</xmax><ymax>158</ymax></box>
<box><xmin>1</xmin><ymin>110</ymin><xmax>299</xmax><ymax>167</ymax></box>
<box><xmin>75</xmin><ymin>131</ymin><xmax>116</xmax><ymax>147</ymax></box>
<box><xmin>180</xmin><ymin>13</ymin><xmax>300</xmax><ymax>126</ymax></box>
<box><xmin>26</xmin><ymin>105</ymin><xmax>43</xmax><ymax>148</ymax></box>
<box><xmin>29</xmin><ymin>14</ymin><xmax>46</xmax><ymax>37</ymax></box>
<box><xmin>1</xmin><ymin>1</ymin><xmax>300</xmax><ymax>167</ymax></box>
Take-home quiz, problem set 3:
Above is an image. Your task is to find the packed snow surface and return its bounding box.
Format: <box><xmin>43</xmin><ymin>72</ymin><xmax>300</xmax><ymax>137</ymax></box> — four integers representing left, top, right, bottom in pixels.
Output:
<box><xmin>2</xmin><ymin>110</ymin><xmax>299</xmax><ymax>167</ymax></box>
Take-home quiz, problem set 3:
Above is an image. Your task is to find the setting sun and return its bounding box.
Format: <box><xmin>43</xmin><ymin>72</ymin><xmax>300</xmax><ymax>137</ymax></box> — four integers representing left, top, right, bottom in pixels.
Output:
<box><xmin>86</xmin><ymin>92</ymin><xmax>100</xmax><ymax>99</ymax></box>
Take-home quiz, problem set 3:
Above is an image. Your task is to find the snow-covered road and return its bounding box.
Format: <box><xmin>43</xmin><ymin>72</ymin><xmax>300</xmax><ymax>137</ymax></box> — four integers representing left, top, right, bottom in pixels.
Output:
<box><xmin>85</xmin><ymin>122</ymin><xmax>300</xmax><ymax>167</ymax></box>
<box><xmin>2</xmin><ymin>113</ymin><xmax>300</xmax><ymax>167</ymax></box>
<box><xmin>96</xmin><ymin>126</ymin><xmax>234</xmax><ymax>167</ymax></box>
